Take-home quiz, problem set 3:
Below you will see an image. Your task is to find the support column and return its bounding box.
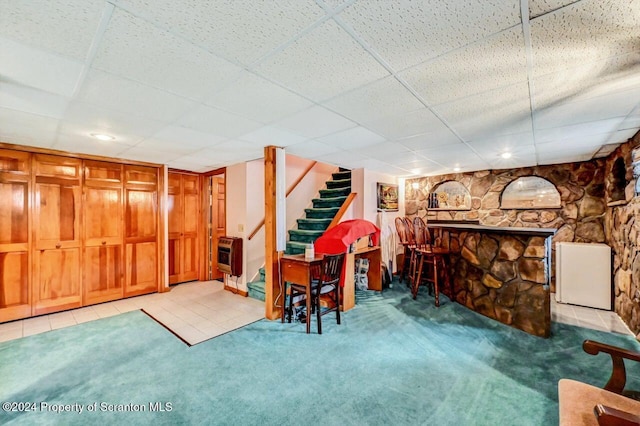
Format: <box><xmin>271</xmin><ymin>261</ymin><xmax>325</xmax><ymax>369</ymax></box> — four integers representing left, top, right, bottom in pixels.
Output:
<box><xmin>264</xmin><ymin>146</ymin><xmax>281</xmax><ymax>320</ymax></box>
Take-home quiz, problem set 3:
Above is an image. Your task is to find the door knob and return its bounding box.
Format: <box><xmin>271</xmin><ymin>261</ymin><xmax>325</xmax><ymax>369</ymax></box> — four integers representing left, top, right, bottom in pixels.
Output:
<box><xmin>55</xmin><ymin>243</ymin><xmax>61</xmax><ymax>249</ymax></box>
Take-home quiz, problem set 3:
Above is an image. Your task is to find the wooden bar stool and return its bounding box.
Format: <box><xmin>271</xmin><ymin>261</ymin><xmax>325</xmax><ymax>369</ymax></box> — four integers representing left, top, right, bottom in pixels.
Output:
<box><xmin>410</xmin><ymin>217</ymin><xmax>452</xmax><ymax>306</ymax></box>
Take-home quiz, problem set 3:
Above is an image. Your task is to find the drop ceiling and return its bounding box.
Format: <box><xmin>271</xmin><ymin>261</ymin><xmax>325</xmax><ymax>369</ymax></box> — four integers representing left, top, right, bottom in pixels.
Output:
<box><xmin>1</xmin><ymin>0</ymin><xmax>638</xmax><ymax>176</ymax></box>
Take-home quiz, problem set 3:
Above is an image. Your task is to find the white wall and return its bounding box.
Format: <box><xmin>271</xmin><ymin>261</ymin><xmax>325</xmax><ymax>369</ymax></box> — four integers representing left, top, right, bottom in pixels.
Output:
<box><xmin>225</xmin><ymin>162</ymin><xmax>249</xmax><ymax>290</ymax></box>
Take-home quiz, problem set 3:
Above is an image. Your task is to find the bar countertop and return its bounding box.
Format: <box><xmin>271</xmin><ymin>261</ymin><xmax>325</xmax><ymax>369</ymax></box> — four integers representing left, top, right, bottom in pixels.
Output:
<box><xmin>426</xmin><ymin>222</ymin><xmax>556</xmax><ymax>237</ymax></box>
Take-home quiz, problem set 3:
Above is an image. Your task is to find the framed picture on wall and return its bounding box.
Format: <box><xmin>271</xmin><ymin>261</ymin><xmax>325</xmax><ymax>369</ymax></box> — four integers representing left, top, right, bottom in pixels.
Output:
<box><xmin>377</xmin><ymin>182</ymin><xmax>399</xmax><ymax>211</ymax></box>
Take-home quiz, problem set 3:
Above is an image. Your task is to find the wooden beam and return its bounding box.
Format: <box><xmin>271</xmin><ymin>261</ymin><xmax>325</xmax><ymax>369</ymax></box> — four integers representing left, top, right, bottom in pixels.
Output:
<box><xmin>264</xmin><ymin>146</ymin><xmax>280</xmax><ymax>320</ymax></box>
<box><xmin>327</xmin><ymin>192</ymin><xmax>357</xmax><ymax>230</ymax></box>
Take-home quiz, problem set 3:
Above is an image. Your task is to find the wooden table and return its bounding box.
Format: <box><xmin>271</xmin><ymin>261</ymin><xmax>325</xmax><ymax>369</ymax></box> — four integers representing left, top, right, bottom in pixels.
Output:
<box><xmin>280</xmin><ymin>253</ymin><xmax>323</xmax><ymax>334</ymax></box>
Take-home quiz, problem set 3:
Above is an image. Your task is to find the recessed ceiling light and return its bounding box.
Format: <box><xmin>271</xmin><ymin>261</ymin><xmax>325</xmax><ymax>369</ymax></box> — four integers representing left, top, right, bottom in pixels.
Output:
<box><xmin>90</xmin><ymin>133</ymin><xmax>115</xmax><ymax>141</ymax></box>
<box><xmin>501</xmin><ymin>152</ymin><xmax>512</xmax><ymax>159</ymax></box>
<box><xmin>453</xmin><ymin>166</ymin><xmax>461</xmax><ymax>172</ymax></box>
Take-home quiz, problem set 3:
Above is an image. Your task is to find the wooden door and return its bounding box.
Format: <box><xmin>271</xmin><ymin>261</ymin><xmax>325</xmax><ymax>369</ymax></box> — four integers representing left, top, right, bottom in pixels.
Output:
<box><xmin>0</xmin><ymin>149</ymin><xmax>31</xmax><ymax>322</ymax></box>
<box><xmin>211</xmin><ymin>176</ymin><xmax>225</xmax><ymax>280</ymax></box>
<box><xmin>124</xmin><ymin>165</ymin><xmax>158</xmax><ymax>297</ymax></box>
<box><xmin>168</xmin><ymin>172</ymin><xmax>199</xmax><ymax>284</ymax></box>
<box><xmin>32</xmin><ymin>154</ymin><xmax>82</xmax><ymax>315</ymax></box>
<box><xmin>83</xmin><ymin>160</ymin><xmax>123</xmax><ymax>305</ymax></box>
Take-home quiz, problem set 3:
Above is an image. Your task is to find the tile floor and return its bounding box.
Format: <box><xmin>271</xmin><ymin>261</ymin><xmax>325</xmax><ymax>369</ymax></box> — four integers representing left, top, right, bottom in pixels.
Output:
<box><xmin>0</xmin><ymin>286</ymin><xmax>634</xmax><ymax>346</ymax></box>
<box><xmin>0</xmin><ymin>280</ymin><xmax>264</xmax><ymax>346</ymax></box>
<box><xmin>550</xmin><ymin>296</ymin><xmax>633</xmax><ymax>336</ymax></box>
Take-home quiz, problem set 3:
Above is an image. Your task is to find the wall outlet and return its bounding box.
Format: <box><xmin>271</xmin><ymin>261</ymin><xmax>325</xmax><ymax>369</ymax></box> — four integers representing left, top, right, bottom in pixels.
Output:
<box><xmin>238</xmin><ymin>224</ymin><xmax>244</xmax><ymax>232</ymax></box>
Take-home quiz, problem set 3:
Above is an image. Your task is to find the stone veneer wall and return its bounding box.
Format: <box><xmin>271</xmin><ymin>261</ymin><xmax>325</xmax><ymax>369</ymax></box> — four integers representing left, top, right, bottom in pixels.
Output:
<box><xmin>605</xmin><ymin>133</ymin><xmax>640</xmax><ymax>338</ymax></box>
<box><xmin>432</xmin><ymin>228</ymin><xmax>551</xmax><ymax>337</ymax></box>
<box><xmin>405</xmin><ymin>160</ymin><xmax>607</xmax><ymax>291</ymax></box>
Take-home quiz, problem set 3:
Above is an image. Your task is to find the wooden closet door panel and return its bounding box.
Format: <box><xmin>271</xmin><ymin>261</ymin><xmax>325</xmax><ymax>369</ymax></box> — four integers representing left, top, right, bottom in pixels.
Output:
<box><xmin>124</xmin><ymin>242</ymin><xmax>157</xmax><ymax>296</ymax></box>
<box><xmin>183</xmin><ymin>191</ymin><xmax>198</xmax><ymax>234</ymax></box>
<box><xmin>84</xmin><ymin>186</ymin><xmax>121</xmax><ymax>245</ymax></box>
<box><xmin>168</xmin><ymin>237</ymin><xmax>181</xmax><ymax>284</ymax></box>
<box><xmin>125</xmin><ymin>189</ymin><xmax>157</xmax><ymax>239</ymax></box>
<box><xmin>84</xmin><ymin>245</ymin><xmax>122</xmax><ymax>305</ymax></box>
<box><xmin>0</xmin><ymin>150</ymin><xmax>31</xmax><ymax>322</ymax></box>
<box><xmin>0</xmin><ymin>252</ymin><xmax>30</xmax><ymax>321</ymax></box>
<box><xmin>168</xmin><ymin>192</ymin><xmax>182</xmax><ymax>235</ymax></box>
<box><xmin>181</xmin><ymin>235</ymin><xmax>198</xmax><ymax>281</ymax></box>
<box><xmin>34</xmin><ymin>183</ymin><xmax>81</xmax><ymax>248</ymax></box>
<box><xmin>33</xmin><ymin>248</ymin><xmax>81</xmax><ymax>314</ymax></box>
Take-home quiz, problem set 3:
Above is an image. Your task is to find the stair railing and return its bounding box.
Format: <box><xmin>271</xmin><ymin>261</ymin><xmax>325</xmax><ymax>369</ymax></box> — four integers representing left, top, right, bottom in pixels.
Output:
<box><xmin>248</xmin><ymin>161</ymin><xmax>318</xmax><ymax>241</ymax></box>
<box><xmin>326</xmin><ymin>192</ymin><xmax>357</xmax><ymax>231</ymax></box>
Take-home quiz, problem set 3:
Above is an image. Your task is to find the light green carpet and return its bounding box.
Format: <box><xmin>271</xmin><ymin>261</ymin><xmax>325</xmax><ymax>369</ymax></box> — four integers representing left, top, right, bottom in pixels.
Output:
<box><xmin>1</xmin><ymin>283</ymin><xmax>639</xmax><ymax>425</ymax></box>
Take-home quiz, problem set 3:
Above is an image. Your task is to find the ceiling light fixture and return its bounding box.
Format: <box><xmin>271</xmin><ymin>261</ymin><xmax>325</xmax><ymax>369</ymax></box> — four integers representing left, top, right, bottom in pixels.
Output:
<box><xmin>453</xmin><ymin>166</ymin><xmax>461</xmax><ymax>172</ymax></box>
<box><xmin>90</xmin><ymin>133</ymin><xmax>115</xmax><ymax>141</ymax></box>
<box><xmin>501</xmin><ymin>152</ymin><xmax>512</xmax><ymax>159</ymax></box>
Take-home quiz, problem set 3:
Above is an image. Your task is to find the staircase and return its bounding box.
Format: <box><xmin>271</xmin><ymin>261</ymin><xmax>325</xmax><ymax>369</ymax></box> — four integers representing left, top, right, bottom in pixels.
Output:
<box><xmin>247</xmin><ymin>169</ymin><xmax>351</xmax><ymax>301</ymax></box>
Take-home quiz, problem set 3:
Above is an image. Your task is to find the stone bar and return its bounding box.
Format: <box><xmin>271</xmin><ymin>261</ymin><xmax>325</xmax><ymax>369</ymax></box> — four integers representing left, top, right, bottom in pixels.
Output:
<box><xmin>428</xmin><ymin>222</ymin><xmax>556</xmax><ymax>338</ymax></box>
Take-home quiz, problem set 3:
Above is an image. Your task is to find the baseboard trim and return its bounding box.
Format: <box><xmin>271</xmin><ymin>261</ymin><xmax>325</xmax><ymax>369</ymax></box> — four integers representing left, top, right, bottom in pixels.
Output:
<box><xmin>224</xmin><ymin>285</ymin><xmax>248</xmax><ymax>297</ymax></box>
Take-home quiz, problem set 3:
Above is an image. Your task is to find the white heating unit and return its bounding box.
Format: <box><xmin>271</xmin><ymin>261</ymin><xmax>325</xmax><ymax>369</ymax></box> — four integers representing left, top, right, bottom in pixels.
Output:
<box><xmin>555</xmin><ymin>242</ymin><xmax>611</xmax><ymax>310</ymax></box>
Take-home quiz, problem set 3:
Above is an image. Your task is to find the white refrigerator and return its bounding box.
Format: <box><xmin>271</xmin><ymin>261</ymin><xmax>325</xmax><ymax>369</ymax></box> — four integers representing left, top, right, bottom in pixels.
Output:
<box><xmin>555</xmin><ymin>242</ymin><xmax>611</xmax><ymax>310</ymax></box>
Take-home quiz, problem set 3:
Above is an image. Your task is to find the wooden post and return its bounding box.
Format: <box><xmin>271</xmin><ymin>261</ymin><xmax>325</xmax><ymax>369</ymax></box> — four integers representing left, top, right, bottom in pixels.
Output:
<box><xmin>264</xmin><ymin>146</ymin><xmax>281</xmax><ymax>320</ymax></box>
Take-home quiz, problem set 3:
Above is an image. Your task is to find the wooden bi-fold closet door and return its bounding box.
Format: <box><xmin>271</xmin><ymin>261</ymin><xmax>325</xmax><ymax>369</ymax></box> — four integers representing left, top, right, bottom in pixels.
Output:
<box><xmin>0</xmin><ymin>149</ymin><xmax>31</xmax><ymax>322</ymax></box>
<box><xmin>32</xmin><ymin>154</ymin><xmax>82</xmax><ymax>316</ymax></box>
<box><xmin>83</xmin><ymin>160</ymin><xmax>124</xmax><ymax>305</ymax></box>
<box><xmin>168</xmin><ymin>172</ymin><xmax>200</xmax><ymax>284</ymax></box>
<box><xmin>124</xmin><ymin>165</ymin><xmax>158</xmax><ymax>297</ymax></box>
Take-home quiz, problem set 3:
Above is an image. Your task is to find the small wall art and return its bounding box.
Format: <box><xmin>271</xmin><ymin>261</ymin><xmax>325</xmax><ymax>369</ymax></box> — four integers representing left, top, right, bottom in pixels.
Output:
<box><xmin>377</xmin><ymin>182</ymin><xmax>399</xmax><ymax>211</ymax></box>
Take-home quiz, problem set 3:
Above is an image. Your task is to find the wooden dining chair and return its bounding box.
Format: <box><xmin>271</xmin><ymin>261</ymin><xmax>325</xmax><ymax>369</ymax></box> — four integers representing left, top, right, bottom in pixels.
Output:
<box><xmin>287</xmin><ymin>252</ymin><xmax>345</xmax><ymax>334</ymax></box>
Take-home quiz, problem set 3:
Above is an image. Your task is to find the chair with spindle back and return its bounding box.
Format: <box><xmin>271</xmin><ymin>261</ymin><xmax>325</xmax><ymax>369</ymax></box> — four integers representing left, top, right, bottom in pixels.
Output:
<box><xmin>411</xmin><ymin>216</ymin><xmax>452</xmax><ymax>306</ymax></box>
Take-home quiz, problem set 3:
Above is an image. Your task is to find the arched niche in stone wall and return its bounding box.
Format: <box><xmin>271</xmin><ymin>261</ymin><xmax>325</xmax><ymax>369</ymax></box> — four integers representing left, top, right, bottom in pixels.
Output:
<box><xmin>428</xmin><ymin>180</ymin><xmax>471</xmax><ymax>210</ymax></box>
<box><xmin>500</xmin><ymin>176</ymin><xmax>561</xmax><ymax>209</ymax></box>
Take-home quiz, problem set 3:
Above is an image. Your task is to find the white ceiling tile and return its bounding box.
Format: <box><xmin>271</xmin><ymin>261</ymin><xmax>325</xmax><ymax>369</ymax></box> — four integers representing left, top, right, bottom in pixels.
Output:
<box><xmin>206</xmin><ymin>72</ymin><xmax>313</xmax><ymax>123</ymax></box>
<box><xmin>0</xmin><ymin>0</ymin><xmax>105</xmax><ymax>60</ymax></box>
<box><xmin>467</xmin><ymin>133</ymin><xmax>535</xmax><ymax>151</ymax></box>
<box><xmin>316</xmin><ymin>126</ymin><xmax>385</xmax><ymax>150</ymax></box>
<box><xmin>274</xmin><ymin>106</ymin><xmax>356</xmax><ymax>139</ymax></box>
<box><xmin>338</xmin><ymin>0</ymin><xmax>521</xmax><ymax>71</ymax></box>
<box><xmin>78</xmin><ymin>69</ymin><xmax>198</xmax><ymax>123</ymax></box>
<box><xmin>397</xmin><ymin>129</ymin><xmax>463</xmax><ymax>151</ymax></box>
<box><xmin>93</xmin><ymin>8</ymin><xmax>242</xmax><ymax>101</ymax></box>
<box><xmin>535</xmin><ymin>88</ymin><xmax>640</xmax><ymax>130</ymax></box>
<box><xmin>324</xmin><ymin>76</ymin><xmax>424</xmax><ymax>124</ymax></box>
<box><xmin>0</xmin><ymin>108</ymin><xmax>58</xmax><ymax>148</ymax></box>
<box><xmin>118</xmin><ymin>146</ymin><xmax>179</xmax><ymax>164</ymax></box>
<box><xmin>400</xmin><ymin>27</ymin><xmax>528</xmax><ymax>105</ymax></box>
<box><xmin>536</xmin><ymin>118</ymin><xmax>624</xmax><ymax>144</ymax></box>
<box><xmin>178</xmin><ymin>105</ymin><xmax>263</xmax><ymax>139</ymax></box>
<box><xmin>538</xmin><ymin>152</ymin><xmax>594</xmax><ymax>165</ymax></box>
<box><xmin>416</xmin><ymin>144</ymin><xmax>487</xmax><ymax>166</ymax></box>
<box><xmin>149</xmin><ymin>125</ymin><xmax>226</xmax><ymax>149</ymax></box>
<box><xmin>195</xmin><ymin>140</ymin><xmax>264</xmax><ymax>161</ymax></box>
<box><xmin>435</xmin><ymin>83</ymin><xmax>533</xmax><ymax>141</ymax></box>
<box><xmin>531</xmin><ymin>0</ymin><xmax>640</xmax><ymax>77</ymax></box>
<box><xmin>285</xmin><ymin>141</ymin><xmax>342</xmax><ymax>158</ymax></box>
<box><xmin>62</xmin><ymin>100</ymin><xmax>166</xmax><ymax>141</ymax></box>
<box><xmin>130</xmin><ymin>139</ymin><xmax>205</xmax><ymax>156</ymax></box>
<box><xmin>477</xmin><ymin>144</ymin><xmax>538</xmax><ymax>169</ymax></box>
<box><xmin>529</xmin><ymin>0</ymin><xmax>577</xmax><ymax>19</ymax></box>
<box><xmin>363</xmin><ymin>142</ymin><xmax>410</xmax><ymax>160</ymax></box>
<box><xmin>362</xmin><ymin>108</ymin><xmax>452</xmax><ymax>140</ymax></box>
<box><xmin>256</xmin><ymin>19</ymin><xmax>389</xmax><ymax>101</ymax></box>
<box><xmin>533</xmin><ymin>52</ymin><xmax>640</xmax><ymax>111</ymax></box>
<box><xmin>0</xmin><ymin>36</ymin><xmax>83</xmax><ymax>97</ymax></box>
<box><xmin>315</xmin><ymin>150</ymin><xmax>371</xmax><ymax>169</ymax></box>
<box><xmin>0</xmin><ymin>82</ymin><xmax>69</xmax><ymax>119</ymax></box>
<box><xmin>52</xmin><ymin>132</ymin><xmax>136</xmax><ymax>158</ymax></box>
<box><xmin>238</xmin><ymin>125</ymin><xmax>306</xmax><ymax>147</ymax></box>
<box><xmin>606</xmin><ymin>128</ymin><xmax>638</xmax><ymax>144</ymax></box>
<box><xmin>117</xmin><ymin>0</ymin><xmax>325</xmax><ymax>65</ymax></box>
<box><xmin>55</xmin><ymin>121</ymin><xmax>141</xmax><ymax>148</ymax></box>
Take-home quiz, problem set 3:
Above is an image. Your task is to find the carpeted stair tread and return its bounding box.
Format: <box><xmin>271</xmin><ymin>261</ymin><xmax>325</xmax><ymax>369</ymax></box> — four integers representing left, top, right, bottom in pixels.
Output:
<box><xmin>288</xmin><ymin>229</ymin><xmax>324</xmax><ymax>243</ymax></box>
<box><xmin>312</xmin><ymin>196</ymin><xmax>347</xmax><ymax>209</ymax></box>
<box><xmin>286</xmin><ymin>241</ymin><xmax>307</xmax><ymax>254</ymax></box>
<box><xmin>332</xmin><ymin>171</ymin><xmax>351</xmax><ymax>181</ymax></box>
<box><xmin>304</xmin><ymin>207</ymin><xmax>340</xmax><ymax>218</ymax></box>
<box><xmin>326</xmin><ymin>178</ymin><xmax>351</xmax><ymax>189</ymax></box>
<box><xmin>319</xmin><ymin>187</ymin><xmax>351</xmax><ymax>198</ymax></box>
<box><xmin>297</xmin><ymin>218</ymin><xmax>332</xmax><ymax>231</ymax></box>
<box><xmin>247</xmin><ymin>280</ymin><xmax>266</xmax><ymax>301</ymax></box>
